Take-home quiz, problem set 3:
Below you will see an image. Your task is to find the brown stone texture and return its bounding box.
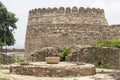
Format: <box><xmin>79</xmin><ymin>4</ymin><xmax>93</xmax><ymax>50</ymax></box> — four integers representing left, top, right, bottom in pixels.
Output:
<box><xmin>66</xmin><ymin>46</ymin><xmax>120</xmax><ymax>69</ymax></box>
<box><xmin>25</xmin><ymin>7</ymin><xmax>120</xmax><ymax>61</ymax></box>
<box><xmin>30</xmin><ymin>46</ymin><xmax>120</xmax><ymax>69</ymax></box>
<box><xmin>95</xmin><ymin>72</ymin><xmax>120</xmax><ymax>80</ymax></box>
<box><xmin>0</xmin><ymin>53</ymin><xmax>14</xmax><ymax>64</ymax></box>
<box><xmin>30</xmin><ymin>47</ymin><xmax>62</xmax><ymax>61</ymax></box>
<box><xmin>28</xmin><ymin>7</ymin><xmax>108</xmax><ymax>25</ymax></box>
<box><xmin>25</xmin><ymin>24</ymin><xmax>120</xmax><ymax>55</ymax></box>
<box><xmin>10</xmin><ymin>62</ymin><xmax>96</xmax><ymax>77</ymax></box>
<box><xmin>45</xmin><ymin>57</ymin><xmax>60</xmax><ymax>64</ymax></box>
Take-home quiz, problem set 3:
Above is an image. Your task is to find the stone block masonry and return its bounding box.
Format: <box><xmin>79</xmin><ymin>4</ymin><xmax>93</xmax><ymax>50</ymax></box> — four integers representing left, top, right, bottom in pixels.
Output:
<box><xmin>25</xmin><ymin>7</ymin><xmax>120</xmax><ymax>60</ymax></box>
<box><xmin>10</xmin><ymin>62</ymin><xmax>96</xmax><ymax>77</ymax></box>
<box><xmin>66</xmin><ymin>46</ymin><xmax>120</xmax><ymax>69</ymax></box>
<box><xmin>29</xmin><ymin>46</ymin><xmax>120</xmax><ymax>69</ymax></box>
<box><xmin>28</xmin><ymin>7</ymin><xmax>108</xmax><ymax>25</ymax></box>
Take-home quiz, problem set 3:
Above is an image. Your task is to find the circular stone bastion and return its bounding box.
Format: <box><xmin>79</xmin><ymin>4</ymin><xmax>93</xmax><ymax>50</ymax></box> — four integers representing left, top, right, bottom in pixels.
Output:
<box><xmin>10</xmin><ymin>62</ymin><xmax>96</xmax><ymax>77</ymax></box>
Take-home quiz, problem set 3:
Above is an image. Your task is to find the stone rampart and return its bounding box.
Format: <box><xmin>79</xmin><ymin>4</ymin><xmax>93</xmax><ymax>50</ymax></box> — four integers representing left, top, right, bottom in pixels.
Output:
<box><xmin>29</xmin><ymin>7</ymin><xmax>104</xmax><ymax>15</ymax></box>
<box><xmin>25</xmin><ymin>7</ymin><xmax>120</xmax><ymax>61</ymax></box>
<box><xmin>27</xmin><ymin>7</ymin><xmax>108</xmax><ymax>25</ymax></box>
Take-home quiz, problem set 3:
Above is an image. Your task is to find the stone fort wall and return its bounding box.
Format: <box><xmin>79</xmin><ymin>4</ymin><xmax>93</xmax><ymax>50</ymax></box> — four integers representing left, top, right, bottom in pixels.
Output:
<box><xmin>25</xmin><ymin>24</ymin><xmax>120</xmax><ymax>53</ymax></box>
<box><xmin>25</xmin><ymin>7</ymin><xmax>120</xmax><ymax>56</ymax></box>
<box><xmin>28</xmin><ymin>7</ymin><xmax>108</xmax><ymax>25</ymax></box>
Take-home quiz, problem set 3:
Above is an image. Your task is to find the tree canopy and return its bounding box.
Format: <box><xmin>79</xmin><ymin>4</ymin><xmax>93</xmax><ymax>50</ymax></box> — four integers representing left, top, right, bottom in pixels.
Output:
<box><xmin>0</xmin><ymin>1</ymin><xmax>18</xmax><ymax>49</ymax></box>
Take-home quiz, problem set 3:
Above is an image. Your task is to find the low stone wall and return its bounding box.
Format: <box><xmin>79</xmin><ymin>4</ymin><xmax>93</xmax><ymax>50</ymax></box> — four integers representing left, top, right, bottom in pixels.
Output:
<box><xmin>30</xmin><ymin>46</ymin><xmax>120</xmax><ymax>69</ymax></box>
<box><xmin>10</xmin><ymin>62</ymin><xmax>96</xmax><ymax>77</ymax></box>
<box><xmin>30</xmin><ymin>47</ymin><xmax>63</xmax><ymax>61</ymax></box>
<box><xmin>66</xmin><ymin>46</ymin><xmax>120</xmax><ymax>69</ymax></box>
<box><xmin>0</xmin><ymin>53</ymin><xmax>14</xmax><ymax>64</ymax></box>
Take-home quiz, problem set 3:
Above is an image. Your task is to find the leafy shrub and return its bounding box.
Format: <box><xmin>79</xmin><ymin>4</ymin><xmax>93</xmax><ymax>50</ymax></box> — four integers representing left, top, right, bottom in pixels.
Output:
<box><xmin>92</xmin><ymin>39</ymin><xmax>120</xmax><ymax>48</ymax></box>
<box><xmin>60</xmin><ymin>46</ymin><xmax>70</xmax><ymax>61</ymax></box>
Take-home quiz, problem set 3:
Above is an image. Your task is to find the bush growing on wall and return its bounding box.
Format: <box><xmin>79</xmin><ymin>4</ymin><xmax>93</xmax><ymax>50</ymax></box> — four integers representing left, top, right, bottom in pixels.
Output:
<box><xmin>92</xmin><ymin>39</ymin><xmax>120</xmax><ymax>48</ymax></box>
<box><xmin>60</xmin><ymin>46</ymin><xmax>70</xmax><ymax>61</ymax></box>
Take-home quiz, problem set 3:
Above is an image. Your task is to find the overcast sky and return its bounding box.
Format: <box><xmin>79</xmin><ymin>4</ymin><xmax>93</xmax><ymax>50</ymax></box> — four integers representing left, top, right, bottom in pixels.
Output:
<box><xmin>1</xmin><ymin>0</ymin><xmax>120</xmax><ymax>49</ymax></box>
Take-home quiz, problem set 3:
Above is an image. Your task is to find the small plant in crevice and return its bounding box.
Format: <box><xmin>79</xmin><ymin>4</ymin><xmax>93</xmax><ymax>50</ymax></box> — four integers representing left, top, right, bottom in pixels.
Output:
<box><xmin>60</xmin><ymin>46</ymin><xmax>70</xmax><ymax>61</ymax></box>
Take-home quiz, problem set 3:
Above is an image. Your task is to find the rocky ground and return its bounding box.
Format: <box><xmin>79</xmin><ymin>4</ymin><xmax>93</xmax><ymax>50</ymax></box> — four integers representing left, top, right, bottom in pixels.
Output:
<box><xmin>0</xmin><ymin>65</ymin><xmax>120</xmax><ymax>80</ymax></box>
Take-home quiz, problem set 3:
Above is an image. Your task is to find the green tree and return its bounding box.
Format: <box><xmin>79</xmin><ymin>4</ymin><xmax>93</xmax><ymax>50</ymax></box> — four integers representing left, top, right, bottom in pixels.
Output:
<box><xmin>0</xmin><ymin>1</ymin><xmax>18</xmax><ymax>50</ymax></box>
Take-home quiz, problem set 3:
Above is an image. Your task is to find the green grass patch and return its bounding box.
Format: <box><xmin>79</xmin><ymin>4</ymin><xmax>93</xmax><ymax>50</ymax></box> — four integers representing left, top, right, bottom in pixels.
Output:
<box><xmin>92</xmin><ymin>39</ymin><xmax>120</xmax><ymax>48</ymax></box>
<box><xmin>97</xmin><ymin>70</ymin><xmax>112</xmax><ymax>74</ymax></box>
<box><xmin>0</xmin><ymin>78</ymin><xmax>10</xmax><ymax>80</ymax></box>
<box><xmin>96</xmin><ymin>68</ymin><xmax>120</xmax><ymax>74</ymax></box>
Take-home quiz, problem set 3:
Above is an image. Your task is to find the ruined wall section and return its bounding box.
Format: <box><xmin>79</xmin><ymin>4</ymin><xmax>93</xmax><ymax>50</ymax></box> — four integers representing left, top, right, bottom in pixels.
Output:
<box><xmin>25</xmin><ymin>24</ymin><xmax>120</xmax><ymax>53</ymax></box>
<box><xmin>25</xmin><ymin>7</ymin><xmax>120</xmax><ymax>57</ymax></box>
<box><xmin>66</xmin><ymin>47</ymin><xmax>120</xmax><ymax>69</ymax></box>
<box><xmin>25</xmin><ymin>24</ymin><xmax>102</xmax><ymax>52</ymax></box>
<box><xmin>28</xmin><ymin>7</ymin><xmax>108</xmax><ymax>25</ymax></box>
<box><xmin>109</xmin><ymin>25</ymin><xmax>120</xmax><ymax>39</ymax></box>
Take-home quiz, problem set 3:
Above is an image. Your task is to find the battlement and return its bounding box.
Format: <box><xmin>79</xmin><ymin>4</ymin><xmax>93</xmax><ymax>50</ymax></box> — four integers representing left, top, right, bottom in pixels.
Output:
<box><xmin>27</xmin><ymin>7</ymin><xmax>108</xmax><ymax>25</ymax></box>
<box><xmin>29</xmin><ymin>7</ymin><xmax>104</xmax><ymax>15</ymax></box>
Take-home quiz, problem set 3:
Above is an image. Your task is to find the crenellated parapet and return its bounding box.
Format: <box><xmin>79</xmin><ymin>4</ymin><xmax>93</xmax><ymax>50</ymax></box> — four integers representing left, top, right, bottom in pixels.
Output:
<box><xmin>27</xmin><ymin>7</ymin><xmax>107</xmax><ymax>25</ymax></box>
<box><xmin>29</xmin><ymin>6</ymin><xmax>104</xmax><ymax>15</ymax></box>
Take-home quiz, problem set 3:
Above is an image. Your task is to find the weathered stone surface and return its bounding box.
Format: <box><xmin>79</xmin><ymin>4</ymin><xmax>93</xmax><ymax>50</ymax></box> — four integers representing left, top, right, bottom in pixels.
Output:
<box><xmin>95</xmin><ymin>72</ymin><xmax>120</xmax><ymax>80</ymax></box>
<box><xmin>28</xmin><ymin>7</ymin><xmax>108</xmax><ymax>25</ymax></box>
<box><xmin>30</xmin><ymin>47</ymin><xmax>62</xmax><ymax>61</ymax></box>
<box><xmin>25</xmin><ymin>7</ymin><xmax>120</xmax><ymax>62</ymax></box>
<box><xmin>108</xmin><ymin>72</ymin><xmax>120</xmax><ymax>80</ymax></box>
<box><xmin>45</xmin><ymin>57</ymin><xmax>60</xmax><ymax>64</ymax></box>
<box><xmin>19</xmin><ymin>62</ymin><xmax>30</xmax><ymax>65</ymax></box>
<box><xmin>66</xmin><ymin>46</ymin><xmax>120</xmax><ymax>69</ymax></box>
<box><xmin>30</xmin><ymin>46</ymin><xmax>120</xmax><ymax>69</ymax></box>
<box><xmin>10</xmin><ymin>62</ymin><xmax>96</xmax><ymax>77</ymax></box>
<box><xmin>0</xmin><ymin>53</ymin><xmax>14</xmax><ymax>64</ymax></box>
